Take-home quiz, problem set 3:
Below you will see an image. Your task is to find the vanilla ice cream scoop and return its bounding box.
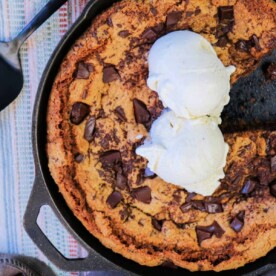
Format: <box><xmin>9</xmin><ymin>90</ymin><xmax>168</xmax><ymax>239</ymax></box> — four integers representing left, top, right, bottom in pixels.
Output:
<box><xmin>136</xmin><ymin>111</ymin><xmax>229</xmax><ymax>196</ymax></box>
<box><xmin>147</xmin><ymin>31</ymin><xmax>235</xmax><ymax>120</ymax></box>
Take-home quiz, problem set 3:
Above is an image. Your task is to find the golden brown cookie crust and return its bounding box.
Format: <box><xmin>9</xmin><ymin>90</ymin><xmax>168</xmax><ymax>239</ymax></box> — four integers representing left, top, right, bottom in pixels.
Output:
<box><xmin>47</xmin><ymin>0</ymin><xmax>276</xmax><ymax>271</ymax></box>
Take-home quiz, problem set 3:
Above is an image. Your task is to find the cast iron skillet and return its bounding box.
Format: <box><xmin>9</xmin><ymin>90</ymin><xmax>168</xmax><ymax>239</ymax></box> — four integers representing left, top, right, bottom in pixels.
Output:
<box><xmin>23</xmin><ymin>0</ymin><xmax>276</xmax><ymax>274</ymax></box>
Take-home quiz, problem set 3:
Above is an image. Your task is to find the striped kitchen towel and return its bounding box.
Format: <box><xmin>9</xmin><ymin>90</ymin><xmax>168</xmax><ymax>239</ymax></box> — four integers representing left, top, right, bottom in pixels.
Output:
<box><xmin>0</xmin><ymin>1</ymin><xmax>108</xmax><ymax>275</ymax></box>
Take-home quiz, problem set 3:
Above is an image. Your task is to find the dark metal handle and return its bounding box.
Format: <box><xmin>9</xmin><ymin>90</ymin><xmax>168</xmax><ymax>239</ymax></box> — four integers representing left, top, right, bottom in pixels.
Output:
<box><xmin>14</xmin><ymin>0</ymin><xmax>68</xmax><ymax>48</ymax></box>
<box><xmin>23</xmin><ymin>175</ymin><xmax>116</xmax><ymax>272</ymax></box>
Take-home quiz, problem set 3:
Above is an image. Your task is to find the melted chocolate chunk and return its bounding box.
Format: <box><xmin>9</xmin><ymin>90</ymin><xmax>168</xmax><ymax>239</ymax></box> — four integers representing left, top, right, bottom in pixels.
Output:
<box><xmin>74</xmin><ymin>61</ymin><xmax>94</xmax><ymax>79</ymax></box>
<box><xmin>240</xmin><ymin>177</ymin><xmax>257</xmax><ymax>195</ymax></box>
<box><xmin>194</xmin><ymin>7</ymin><xmax>201</xmax><ymax>16</ymax></box>
<box><xmin>144</xmin><ymin>167</ymin><xmax>157</xmax><ymax>178</ymax></box>
<box><xmin>219</xmin><ymin>22</ymin><xmax>234</xmax><ymax>37</ymax></box>
<box><xmin>100</xmin><ymin>150</ymin><xmax>121</xmax><ymax>168</ymax></box>
<box><xmin>196</xmin><ymin>221</ymin><xmax>225</xmax><ymax>245</ymax></box>
<box><xmin>207</xmin><ymin>221</ymin><xmax>225</xmax><ymax>238</ymax></box>
<box><xmin>218</xmin><ymin>6</ymin><xmax>234</xmax><ymax>21</ymax></box>
<box><xmin>251</xmin><ymin>34</ymin><xmax>261</xmax><ymax>51</ymax></box>
<box><xmin>204</xmin><ymin>202</ymin><xmax>223</xmax><ymax>214</ymax></box>
<box><xmin>153</xmin><ymin>23</ymin><xmax>165</xmax><ymax>34</ymax></box>
<box><xmin>152</xmin><ymin>218</ymin><xmax>163</xmax><ymax>231</ymax></box>
<box><xmin>235</xmin><ymin>35</ymin><xmax>261</xmax><ymax>53</ymax></box>
<box><xmin>235</xmin><ymin>40</ymin><xmax>250</xmax><ymax>53</ymax></box>
<box><xmin>166</xmin><ymin>11</ymin><xmax>182</xmax><ymax>28</ymax></box>
<box><xmin>106</xmin><ymin>17</ymin><xmax>113</xmax><ymax>27</ymax></box>
<box><xmin>265</xmin><ymin>63</ymin><xmax>276</xmax><ymax>81</ymax></box>
<box><xmin>180</xmin><ymin>202</ymin><xmax>193</xmax><ymax>212</ymax></box>
<box><xmin>185</xmin><ymin>192</ymin><xmax>196</xmax><ymax>202</ymax></box>
<box><xmin>70</xmin><ymin>102</ymin><xmax>90</xmax><ymax>125</ymax></box>
<box><xmin>141</xmin><ymin>28</ymin><xmax>157</xmax><ymax>41</ymax></box>
<box><xmin>103</xmin><ymin>65</ymin><xmax>119</xmax><ymax>83</ymax></box>
<box><xmin>118</xmin><ymin>30</ymin><xmax>130</xmax><ymax>38</ymax></box>
<box><xmin>75</xmin><ymin>154</ymin><xmax>84</xmax><ymax>163</ymax></box>
<box><xmin>106</xmin><ymin>191</ymin><xmax>123</xmax><ymax>208</ymax></box>
<box><xmin>84</xmin><ymin>116</ymin><xmax>96</xmax><ymax>142</ymax></box>
<box><xmin>119</xmin><ymin>207</ymin><xmax>130</xmax><ymax>221</ymax></box>
<box><xmin>215</xmin><ymin>36</ymin><xmax>228</xmax><ymax>47</ymax></box>
<box><xmin>230</xmin><ymin>210</ymin><xmax>245</xmax><ymax>232</ymax></box>
<box><xmin>133</xmin><ymin>99</ymin><xmax>151</xmax><ymax>125</ymax></box>
<box><xmin>132</xmin><ymin>186</ymin><xmax>152</xmax><ymax>204</ymax></box>
<box><xmin>196</xmin><ymin>229</ymin><xmax>212</xmax><ymax>245</ymax></box>
<box><xmin>116</xmin><ymin>171</ymin><xmax>128</xmax><ymax>190</ymax></box>
<box><xmin>269</xmin><ymin>180</ymin><xmax>276</xmax><ymax>197</ymax></box>
<box><xmin>191</xmin><ymin>201</ymin><xmax>206</xmax><ymax>212</ymax></box>
<box><xmin>114</xmin><ymin>106</ymin><xmax>127</xmax><ymax>122</ymax></box>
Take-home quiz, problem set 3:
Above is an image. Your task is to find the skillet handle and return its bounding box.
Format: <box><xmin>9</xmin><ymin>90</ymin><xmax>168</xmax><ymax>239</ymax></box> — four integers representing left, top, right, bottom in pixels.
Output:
<box><xmin>23</xmin><ymin>175</ymin><xmax>117</xmax><ymax>272</ymax></box>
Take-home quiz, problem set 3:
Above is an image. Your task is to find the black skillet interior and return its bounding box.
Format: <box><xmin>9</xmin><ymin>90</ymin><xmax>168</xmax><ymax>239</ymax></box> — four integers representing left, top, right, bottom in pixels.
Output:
<box><xmin>31</xmin><ymin>0</ymin><xmax>276</xmax><ymax>274</ymax></box>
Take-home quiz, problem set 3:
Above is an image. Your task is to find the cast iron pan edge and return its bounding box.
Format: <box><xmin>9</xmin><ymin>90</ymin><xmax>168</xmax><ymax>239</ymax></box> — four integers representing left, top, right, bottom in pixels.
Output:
<box><xmin>23</xmin><ymin>0</ymin><xmax>276</xmax><ymax>274</ymax></box>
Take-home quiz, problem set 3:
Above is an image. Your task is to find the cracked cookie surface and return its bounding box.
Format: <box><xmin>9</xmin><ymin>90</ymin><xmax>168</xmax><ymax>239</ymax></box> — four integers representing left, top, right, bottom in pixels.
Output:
<box><xmin>47</xmin><ymin>0</ymin><xmax>276</xmax><ymax>271</ymax></box>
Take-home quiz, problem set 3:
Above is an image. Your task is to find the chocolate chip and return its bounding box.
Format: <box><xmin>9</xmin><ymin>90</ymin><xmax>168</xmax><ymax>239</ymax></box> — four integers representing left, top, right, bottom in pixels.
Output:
<box><xmin>269</xmin><ymin>180</ymin><xmax>276</xmax><ymax>197</ymax></box>
<box><xmin>74</xmin><ymin>61</ymin><xmax>94</xmax><ymax>79</ymax></box>
<box><xmin>114</xmin><ymin>106</ymin><xmax>127</xmax><ymax>122</ymax></box>
<box><xmin>100</xmin><ymin>150</ymin><xmax>121</xmax><ymax>168</ymax></box>
<box><xmin>116</xmin><ymin>171</ymin><xmax>128</xmax><ymax>190</ymax></box>
<box><xmin>141</xmin><ymin>28</ymin><xmax>157</xmax><ymax>41</ymax></box>
<box><xmin>251</xmin><ymin>34</ymin><xmax>261</xmax><ymax>51</ymax></box>
<box><xmin>70</xmin><ymin>102</ymin><xmax>90</xmax><ymax>125</ymax></box>
<box><xmin>191</xmin><ymin>201</ymin><xmax>206</xmax><ymax>212</ymax></box>
<box><xmin>152</xmin><ymin>218</ymin><xmax>163</xmax><ymax>231</ymax></box>
<box><xmin>209</xmin><ymin>221</ymin><xmax>225</xmax><ymax>237</ymax></box>
<box><xmin>166</xmin><ymin>11</ymin><xmax>182</xmax><ymax>28</ymax></box>
<box><xmin>106</xmin><ymin>191</ymin><xmax>123</xmax><ymax>208</ymax></box>
<box><xmin>235</xmin><ymin>35</ymin><xmax>261</xmax><ymax>53</ymax></box>
<box><xmin>180</xmin><ymin>202</ymin><xmax>193</xmax><ymax>212</ymax></box>
<box><xmin>118</xmin><ymin>30</ymin><xmax>130</xmax><ymax>38</ymax></box>
<box><xmin>204</xmin><ymin>202</ymin><xmax>223</xmax><ymax>214</ymax></box>
<box><xmin>265</xmin><ymin>63</ymin><xmax>276</xmax><ymax>81</ymax></box>
<box><xmin>196</xmin><ymin>229</ymin><xmax>212</xmax><ymax>245</ymax></box>
<box><xmin>218</xmin><ymin>6</ymin><xmax>234</xmax><ymax>21</ymax></box>
<box><xmin>196</xmin><ymin>221</ymin><xmax>225</xmax><ymax>245</ymax></box>
<box><xmin>235</xmin><ymin>40</ymin><xmax>250</xmax><ymax>53</ymax></box>
<box><xmin>75</xmin><ymin>154</ymin><xmax>84</xmax><ymax>163</ymax></box>
<box><xmin>119</xmin><ymin>207</ymin><xmax>130</xmax><ymax>221</ymax></box>
<box><xmin>106</xmin><ymin>17</ymin><xmax>113</xmax><ymax>27</ymax></box>
<box><xmin>230</xmin><ymin>211</ymin><xmax>245</xmax><ymax>232</ymax></box>
<box><xmin>103</xmin><ymin>65</ymin><xmax>119</xmax><ymax>83</ymax></box>
<box><xmin>133</xmin><ymin>99</ymin><xmax>151</xmax><ymax>125</ymax></box>
<box><xmin>240</xmin><ymin>177</ymin><xmax>257</xmax><ymax>195</ymax></box>
<box><xmin>153</xmin><ymin>23</ymin><xmax>165</xmax><ymax>34</ymax></box>
<box><xmin>84</xmin><ymin>116</ymin><xmax>96</xmax><ymax>142</ymax></box>
<box><xmin>185</xmin><ymin>192</ymin><xmax>196</xmax><ymax>202</ymax></box>
<box><xmin>215</xmin><ymin>21</ymin><xmax>234</xmax><ymax>38</ymax></box>
<box><xmin>144</xmin><ymin>167</ymin><xmax>156</xmax><ymax>178</ymax></box>
<box><xmin>215</xmin><ymin>36</ymin><xmax>228</xmax><ymax>47</ymax></box>
<box><xmin>230</xmin><ymin>217</ymin><xmax>243</xmax><ymax>233</ymax></box>
<box><xmin>132</xmin><ymin>186</ymin><xmax>152</xmax><ymax>204</ymax></box>
<box><xmin>195</xmin><ymin>7</ymin><xmax>201</xmax><ymax>16</ymax></box>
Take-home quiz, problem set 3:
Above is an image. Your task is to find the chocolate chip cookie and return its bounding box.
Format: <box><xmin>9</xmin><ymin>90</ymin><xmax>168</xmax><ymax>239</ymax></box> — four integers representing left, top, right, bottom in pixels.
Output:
<box><xmin>47</xmin><ymin>0</ymin><xmax>276</xmax><ymax>271</ymax></box>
